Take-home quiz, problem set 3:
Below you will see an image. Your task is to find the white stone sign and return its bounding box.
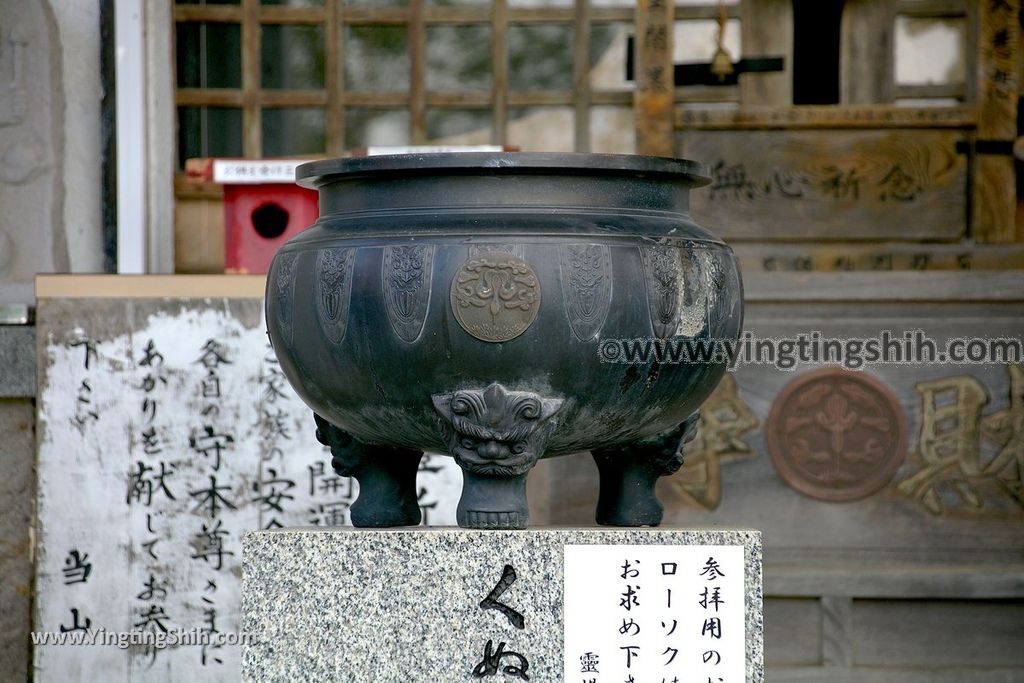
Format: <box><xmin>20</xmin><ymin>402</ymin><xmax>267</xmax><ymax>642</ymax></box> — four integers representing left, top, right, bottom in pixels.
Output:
<box><xmin>33</xmin><ymin>294</ymin><xmax>461</xmax><ymax>681</ymax></box>
<box><xmin>564</xmin><ymin>544</ymin><xmax>745</xmax><ymax>683</ymax></box>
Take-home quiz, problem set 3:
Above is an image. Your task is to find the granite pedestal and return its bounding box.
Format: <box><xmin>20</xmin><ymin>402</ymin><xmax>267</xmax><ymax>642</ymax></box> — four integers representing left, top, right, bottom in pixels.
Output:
<box><xmin>242</xmin><ymin>528</ymin><xmax>763</xmax><ymax>682</ymax></box>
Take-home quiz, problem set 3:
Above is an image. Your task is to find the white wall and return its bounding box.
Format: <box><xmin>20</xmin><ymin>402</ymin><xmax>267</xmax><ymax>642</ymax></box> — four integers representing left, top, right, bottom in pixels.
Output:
<box><xmin>50</xmin><ymin>0</ymin><xmax>105</xmax><ymax>274</ymax></box>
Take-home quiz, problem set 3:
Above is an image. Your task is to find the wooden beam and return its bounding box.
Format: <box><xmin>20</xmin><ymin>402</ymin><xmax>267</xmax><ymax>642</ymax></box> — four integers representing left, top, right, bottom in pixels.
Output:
<box><xmin>173</xmin><ymin>5</ymin><xmax>327</xmax><ymax>24</ymax></box>
<box><xmin>505</xmin><ymin>8</ymin><xmax>583</xmax><ymax>23</ymax></box>
<box><xmin>507</xmin><ymin>91</ymin><xmax>574</xmax><ymax>107</ymax></box>
<box><xmin>340</xmin><ymin>8</ymin><xmax>409</xmax><ymax>25</ymax></box>
<box><xmin>179</xmin><ymin>89</ymin><xmax>340</xmax><ymax>109</ymax></box>
<box><xmin>343</xmin><ymin>92</ymin><xmax>408</xmax><ymax>107</ymax></box>
<box><xmin>740</xmin><ymin>270</ymin><xmax>1024</xmax><ymax>303</ymax></box>
<box><xmin>330</xmin><ymin>90</ymin><xmax>623</xmax><ymax>109</ymax></box>
<box><xmin>173</xmin><ymin>5</ymin><xmax>242</xmax><ymax>23</ymax></box>
<box><xmin>675</xmin><ymin>104</ymin><xmax>977</xmax><ymax>130</ymax></box>
<box><xmin>673</xmin><ymin>5</ymin><xmax>741</xmax><ymax>21</ymax></box>
<box><xmin>895</xmin><ymin>0</ymin><xmax>966</xmax><ymax>18</ymax></box>
<box><xmin>423</xmin><ymin>92</ymin><xmax>491</xmax><ymax>107</ymax></box>
<box><xmin>634</xmin><ymin>0</ymin><xmax>674</xmax><ymax>156</ymax></box>
<box><xmin>339</xmin><ymin>6</ymin><xmax>631</xmax><ymax>25</ymax></box>
<box><xmin>590</xmin><ymin>7</ymin><xmax>638</xmax><ymax>23</ymax></box>
<box><xmin>675</xmin><ymin>85</ymin><xmax>741</xmax><ymax>103</ymax></box>
<box><xmin>972</xmin><ymin>0</ymin><xmax>1019</xmax><ymax>242</ymax></box>
<box><xmin>422</xmin><ymin>6</ymin><xmax>491</xmax><ymax>24</ymax></box>
<box><xmin>894</xmin><ymin>83</ymin><xmax>967</xmax><ymax>100</ymax></box>
<box><xmin>590</xmin><ymin>90</ymin><xmax>635</xmax><ymax>106</ymax></box>
<box><xmin>259</xmin><ymin>90</ymin><xmax>329</xmax><ymax>107</ymax></box>
<box><xmin>176</xmin><ymin>88</ymin><xmax>245</xmax><ymax>107</ymax></box>
<box><xmin>733</xmin><ymin>241</ymin><xmax>1024</xmax><ymax>272</ymax></box>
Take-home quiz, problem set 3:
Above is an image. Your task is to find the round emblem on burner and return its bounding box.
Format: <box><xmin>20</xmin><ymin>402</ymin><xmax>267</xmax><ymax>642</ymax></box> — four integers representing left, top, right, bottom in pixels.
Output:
<box><xmin>450</xmin><ymin>250</ymin><xmax>541</xmax><ymax>343</ymax></box>
<box><xmin>766</xmin><ymin>369</ymin><xmax>907</xmax><ymax>502</ymax></box>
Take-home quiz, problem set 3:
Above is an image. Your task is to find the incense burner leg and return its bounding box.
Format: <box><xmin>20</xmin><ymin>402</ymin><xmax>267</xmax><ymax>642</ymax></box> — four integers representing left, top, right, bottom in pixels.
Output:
<box><xmin>314</xmin><ymin>414</ymin><xmax>424</xmax><ymax>527</ymax></box>
<box><xmin>432</xmin><ymin>383</ymin><xmax>565</xmax><ymax>530</ymax></box>
<box><xmin>591</xmin><ymin>412</ymin><xmax>700</xmax><ymax>527</ymax></box>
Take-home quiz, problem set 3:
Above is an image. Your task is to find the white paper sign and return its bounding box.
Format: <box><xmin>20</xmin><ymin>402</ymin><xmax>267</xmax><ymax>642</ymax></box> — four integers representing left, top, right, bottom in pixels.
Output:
<box><xmin>212</xmin><ymin>160</ymin><xmax>306</xmax><ymax>184</ymax></box>
<box><xmin>365</xmin><ymin>145</ymin><xmax>505</xmax><ymax>155</ymax></box>
<box><xmin>564</xmin><ymin>544</ymin><xmax>745</xmax><ymax>683</ymax></box>
<box><xmin>34</xmin><ymin>301</ymin><xmax>462</xmax><ymax>681</ymax></box>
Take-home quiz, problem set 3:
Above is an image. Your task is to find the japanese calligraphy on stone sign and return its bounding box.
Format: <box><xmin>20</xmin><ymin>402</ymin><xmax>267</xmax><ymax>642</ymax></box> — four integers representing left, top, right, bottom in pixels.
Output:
<box><xmin>564</xmin><ymin>544</ymin><xmax>745</xmax><ymax>683</ymax></box>
<box><xmin>33</xmin><ymin>296</ymin><xmax>461</xmax><ymax>682</ymax></box>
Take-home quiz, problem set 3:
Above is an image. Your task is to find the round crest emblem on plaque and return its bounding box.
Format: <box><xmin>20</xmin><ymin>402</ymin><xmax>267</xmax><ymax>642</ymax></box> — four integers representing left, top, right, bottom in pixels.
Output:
<box><xmin>766</xmin><ymin>369</ymin><xmax>907</xmax><ymax>502</ymax></box>
<box><xmin>450</xmin><ymin>250</ymin><xmax>541</xmax><ymax>342</ymax></box>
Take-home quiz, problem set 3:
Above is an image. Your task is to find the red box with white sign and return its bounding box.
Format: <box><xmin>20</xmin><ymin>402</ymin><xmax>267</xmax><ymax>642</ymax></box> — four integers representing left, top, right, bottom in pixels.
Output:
<box><xmin>214</xmin><ymin>159</ymin><xmax>318</xmax><ymax>274</ymax></box>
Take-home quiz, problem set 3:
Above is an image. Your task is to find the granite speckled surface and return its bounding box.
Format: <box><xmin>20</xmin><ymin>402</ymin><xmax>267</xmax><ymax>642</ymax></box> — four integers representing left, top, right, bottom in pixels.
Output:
<box><xmin>0</xmin><ymin>326</ymin><xmax>35</xmax><ymax>398</ymax></box>
<box><xmin>242</xmin><ymin>528</ymin><xmax>763</xmax><ymax>683</ymax></box>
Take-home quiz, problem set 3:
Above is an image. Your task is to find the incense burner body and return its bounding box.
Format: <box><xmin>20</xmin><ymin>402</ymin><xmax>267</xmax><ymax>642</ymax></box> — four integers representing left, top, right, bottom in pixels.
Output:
<box><xmin>266</xmin><ymin>153</ymin><xmax>743</xmax><ymax>528</ymax></box>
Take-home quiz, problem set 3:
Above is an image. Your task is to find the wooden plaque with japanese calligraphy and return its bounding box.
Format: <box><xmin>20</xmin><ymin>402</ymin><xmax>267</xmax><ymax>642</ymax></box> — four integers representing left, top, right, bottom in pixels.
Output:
<box><xmin>680</xmin><ymin>129</ymin><xmax>967</xmax><ymax>241</ymax></box>
<box><xmin>31</xmin><ymin>276</ymin><xmax>462</xmax><ymax>682</ymax></box>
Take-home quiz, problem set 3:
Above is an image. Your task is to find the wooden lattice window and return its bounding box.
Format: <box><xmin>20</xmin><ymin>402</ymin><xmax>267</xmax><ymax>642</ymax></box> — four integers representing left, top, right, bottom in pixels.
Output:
<box><xmin>172</xmin><ymin>0</ymin><xmax>668</xmax><ymax>165</ymax></box>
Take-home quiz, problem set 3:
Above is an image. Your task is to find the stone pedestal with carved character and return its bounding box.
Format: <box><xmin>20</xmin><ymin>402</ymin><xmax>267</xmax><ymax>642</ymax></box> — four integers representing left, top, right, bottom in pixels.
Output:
<box><xmin>242</xmin><ymin>527</ymin><xmax>763</xmax><ymax>682</ymax></box>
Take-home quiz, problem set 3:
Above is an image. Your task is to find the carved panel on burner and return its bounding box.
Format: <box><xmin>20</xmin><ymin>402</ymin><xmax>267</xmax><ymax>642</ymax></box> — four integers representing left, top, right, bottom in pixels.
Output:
<box><xmin>274</xmin><ymin>253</ymin><xmax>299</xmax><ymax>346</ymax></box>
<box><xmin>315</xmin><ymin>248</ymin><xmax>356</xmax><ymax>344</ymax></box>
<box><xmin>639</xmin><ymin>245</ymin><xmax>682</xmax><ymax>339</ymax></box>
<box><xmin>383</xmin><ymin>244</ymin><xmax>434</xmax><ymax>342</ymax></box>
<box><xmin>559</xmin><ymin>244</ymin><xmax>613</xmax><ymax>341</ymax></box>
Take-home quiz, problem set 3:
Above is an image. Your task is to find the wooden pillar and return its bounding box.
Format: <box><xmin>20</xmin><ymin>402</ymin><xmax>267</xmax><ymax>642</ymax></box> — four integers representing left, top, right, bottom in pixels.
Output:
<box><xmin>573</xmin><ymin>0</ymin><xmax>592</xmax><ymax>153</ymax></box>
<box><xmin>634</xmin><ymin>0</ymin><xmax>674</xmax><ymax>157</ymax></box>
<box><xmin>840</xmin><ymin>0</ymin><xmax>895</xmax><ymax>105</ymax></box>
<box><xmin>740</xmin><ymin>0</ymin><xmax>792</xmax><ymax>106</ymax></box>
<box><xmin>491</xmin><ymin>0</ymin><xmax>509</xmax><ymax>146</ymax></box>
<box><xmin>409</xmin><ymin>0</ymin><xmax>427</xmax><ymax>144</ymax></box>
<box><xmin>325</xmin><ymin>0</ymin><xmax>344</xmax><ymax>155</ymax></box>
<box><xmin>241</xmin><ymin>0</ymin><xmax>262</xmax><ymax>157</ymax></box>
<box><xmin>973</xmin><ymin>0</ymin><xmax>1019</xmax><ymax>242</ymax></box>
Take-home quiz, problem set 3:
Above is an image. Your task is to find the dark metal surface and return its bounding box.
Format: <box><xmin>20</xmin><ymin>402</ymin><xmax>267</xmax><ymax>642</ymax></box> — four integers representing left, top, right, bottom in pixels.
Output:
<box><xmin>315</xmin><ymin>415</ymin><xmax>423</xmax><ymax>527</ymax></box>
<box><xmin>267</xmin><ymin>152</ymin><xmax>743</xmax><ymax>528</ymax></box>
<box><xmin>296</xmin><ymin>152</ymin><xmax>710</xmax><ymax>188</ymax></box>
<box><xmin>593</xmin><ymin>412</ymin><xmax>701</xmax><ymax>527</ymax></box>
